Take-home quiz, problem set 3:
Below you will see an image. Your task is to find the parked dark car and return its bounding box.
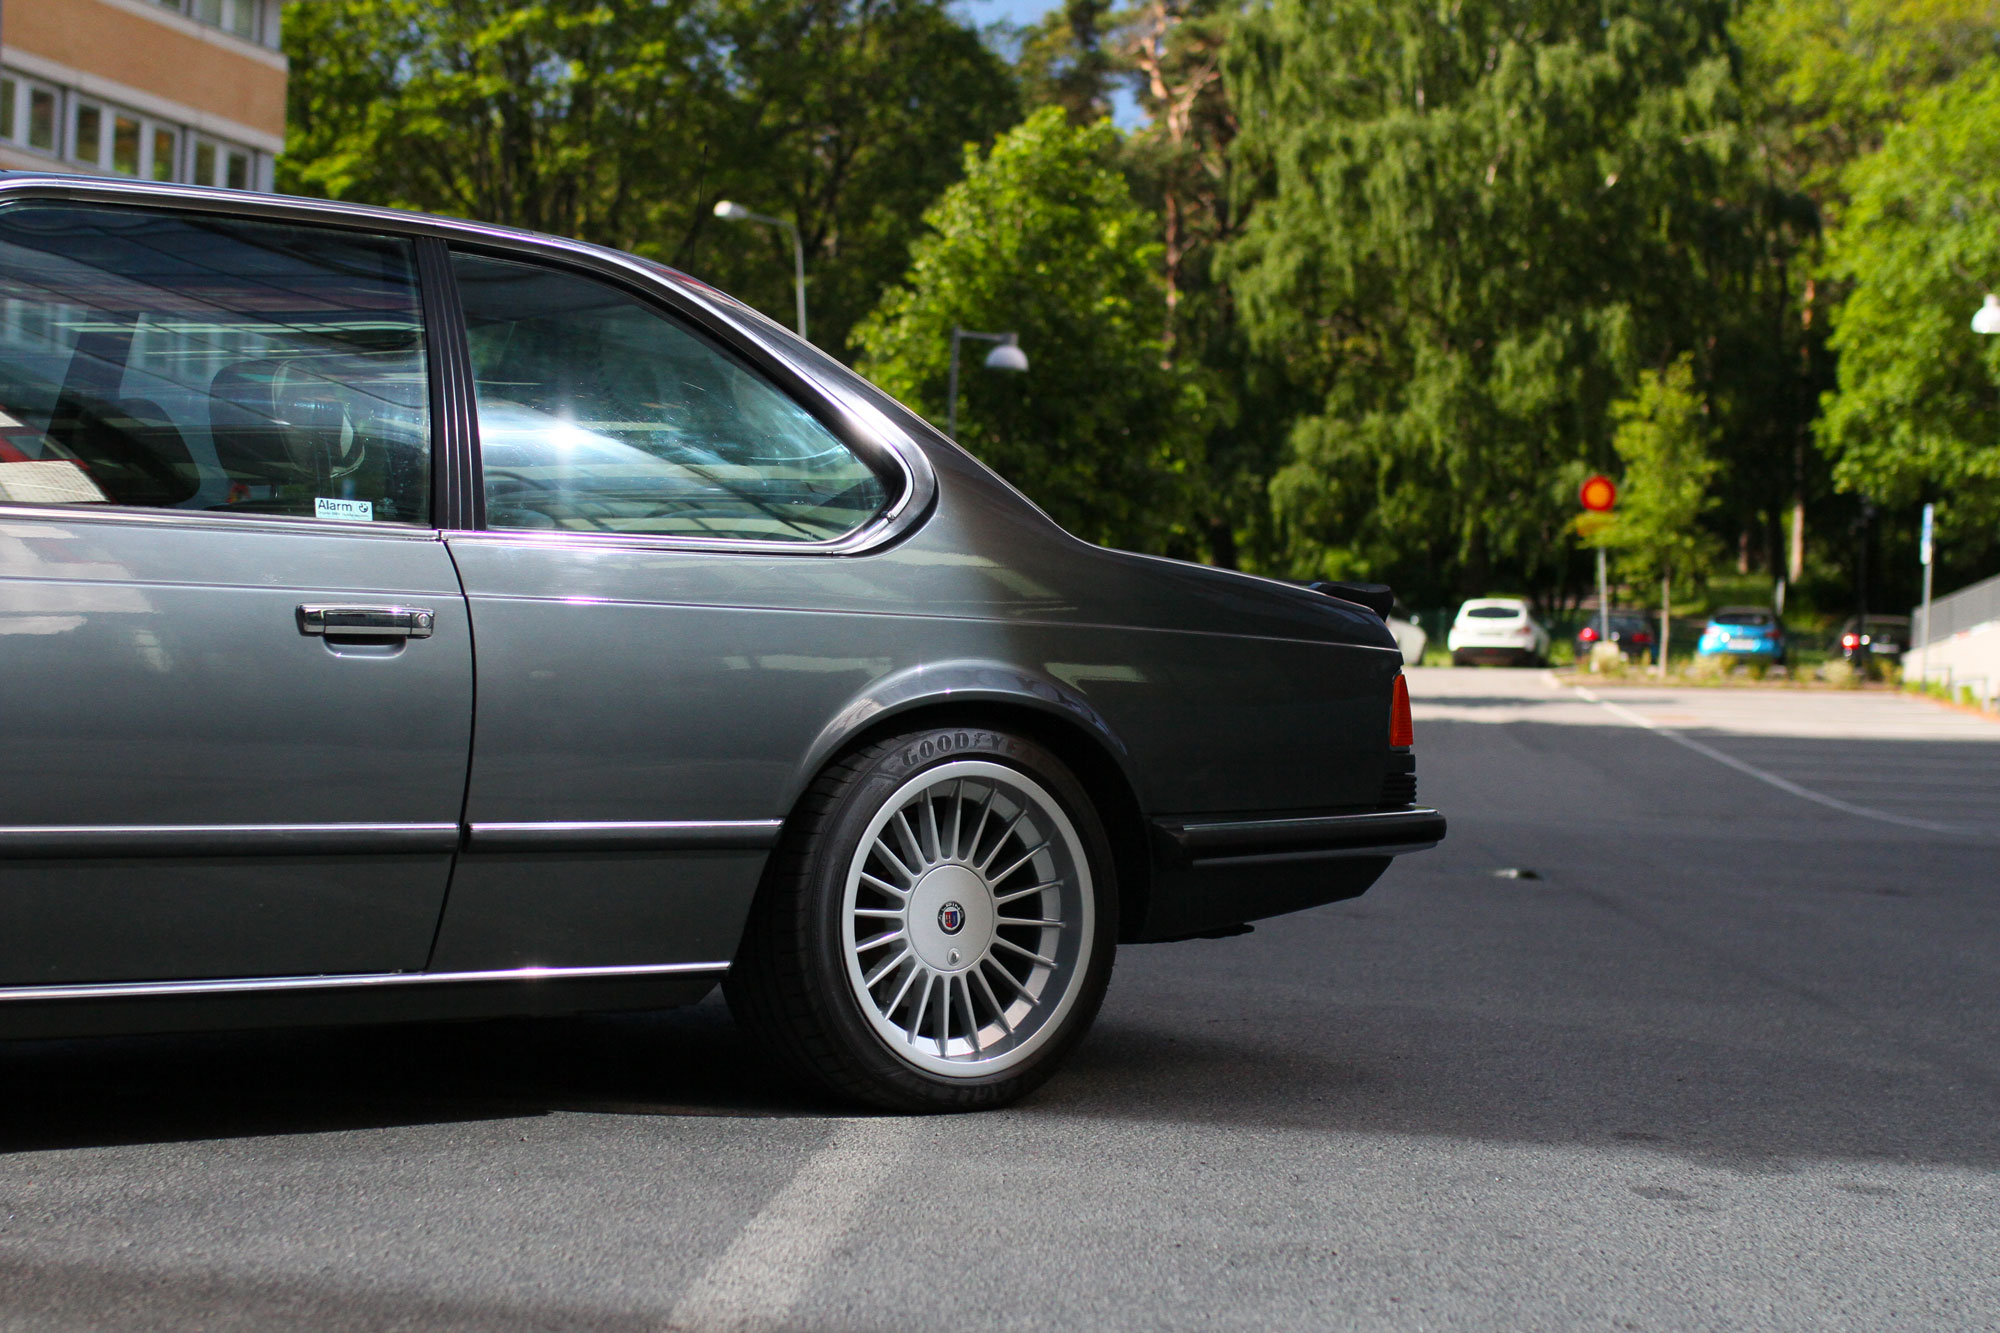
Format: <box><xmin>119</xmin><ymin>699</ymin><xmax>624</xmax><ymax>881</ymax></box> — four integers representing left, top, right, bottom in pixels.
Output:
<box><xmin>1574</xmin><ymin>612</ymin><xmax>1657</xmax><ymax>663</ymax></box>
<box><xmin>1834</xmin><ymin>615</ymin><xmax>1911</xmax><ymax>665</ymax></box>
<box><xmin>0</xmin><ymin>175</ymin><xmax>1442</xmax><ymax>1111</ymax></box>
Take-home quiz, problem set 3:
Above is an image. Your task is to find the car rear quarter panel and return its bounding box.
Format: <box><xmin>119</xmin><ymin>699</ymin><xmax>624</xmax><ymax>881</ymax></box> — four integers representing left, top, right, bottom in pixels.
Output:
<box><xmin>448</xmin><ymin>440</ymin><xmax>1398</xmax><ymax>830</ymax></box>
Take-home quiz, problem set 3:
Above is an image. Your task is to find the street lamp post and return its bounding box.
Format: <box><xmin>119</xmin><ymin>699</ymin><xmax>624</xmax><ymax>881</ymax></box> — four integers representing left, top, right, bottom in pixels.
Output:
<box><xmin>713</xmin><ymin>200</ymin><xmax>806</xmax><ymax>339</ymax></box>
<box><xmin>946</xmin><ymin>328</ymin><xmax>1029</xmax><ymax>438</ymax></box>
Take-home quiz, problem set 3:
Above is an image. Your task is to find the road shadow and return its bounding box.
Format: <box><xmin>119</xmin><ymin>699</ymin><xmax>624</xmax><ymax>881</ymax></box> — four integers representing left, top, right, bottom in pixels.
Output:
<box><xmin>0</xmin><ymin>994</ymin><xmax>844</xmax><ymax>1155</ymax></box>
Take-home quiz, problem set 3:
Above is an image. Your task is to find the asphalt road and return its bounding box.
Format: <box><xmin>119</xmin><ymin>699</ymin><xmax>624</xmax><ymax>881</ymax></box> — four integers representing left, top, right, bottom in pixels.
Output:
<box><xmin>1</xmin><ymin>668</ymin><xmax>1996</xmax><ymax>1331</ymax></box>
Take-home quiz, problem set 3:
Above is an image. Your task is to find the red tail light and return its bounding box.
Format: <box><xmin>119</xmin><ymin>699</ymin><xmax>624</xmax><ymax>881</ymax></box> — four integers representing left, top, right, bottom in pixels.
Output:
<box><xmin>1390</xmin><ymin>674</ymin><xmax>1414</xmax><ymax>748</ymax></box>
<box><xmin>1578</xmin><ymin>626</ymin><xmax>1598</xmax><ymax>642</ymax></box>
<box><xmin>1841</xmin><ymin>633</ymin><xmax>1859</xmax><ymax>649</ymax></box>
<box><xmin>1633</xmin><ymin>632</ymin><xmax>1652</xmax><ymax>645</ymax></box>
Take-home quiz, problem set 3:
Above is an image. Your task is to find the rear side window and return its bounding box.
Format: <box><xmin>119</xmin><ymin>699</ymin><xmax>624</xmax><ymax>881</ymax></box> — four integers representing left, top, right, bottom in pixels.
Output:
<box><xmin>0</xmin><ymin>204</ymin><xmax>429</xmax><ymax>523</ymax></box>
<box><xmin>452</xmin><ymin>252</ymin><xmax>888</xmax><ymax>543</ymax></box>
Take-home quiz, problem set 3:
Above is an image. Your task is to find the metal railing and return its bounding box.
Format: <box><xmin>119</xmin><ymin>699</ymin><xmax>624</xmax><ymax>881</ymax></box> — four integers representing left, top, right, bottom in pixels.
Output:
<box><xmin>1913</xmin><ymin>569</ymin><xmax>2000</xmax><ymax>644</ymax></box>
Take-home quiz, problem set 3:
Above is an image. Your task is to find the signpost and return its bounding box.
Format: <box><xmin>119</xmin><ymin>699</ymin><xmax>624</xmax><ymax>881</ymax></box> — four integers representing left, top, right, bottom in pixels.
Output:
<box><xmin>1580</xmin><ymin>475</ymin><xmax>1618</xmax><ymax>649</ymax></box>
<box><xmin>1917</xmin><ymin>502</ymin><xmax>1935</xmax><ymax>685</ymax></box>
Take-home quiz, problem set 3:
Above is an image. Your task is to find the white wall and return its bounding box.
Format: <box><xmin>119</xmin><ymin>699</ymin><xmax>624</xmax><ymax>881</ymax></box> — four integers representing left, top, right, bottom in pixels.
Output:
<box><xmin>1910</xmin><ymin>619</ymin><xmax>2000</xmax><ymax>710</ymax></box>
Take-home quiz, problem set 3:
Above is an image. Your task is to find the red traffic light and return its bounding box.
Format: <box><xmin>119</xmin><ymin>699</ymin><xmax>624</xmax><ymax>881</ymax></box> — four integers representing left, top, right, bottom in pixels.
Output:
<box><xmin>1580</xmin><ymin>474</ymin><xmax>1617</xmax><ymax>512</ymax></box>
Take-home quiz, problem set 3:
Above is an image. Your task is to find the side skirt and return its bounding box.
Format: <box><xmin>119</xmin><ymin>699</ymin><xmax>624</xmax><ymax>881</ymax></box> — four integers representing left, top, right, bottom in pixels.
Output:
<box><xmin>0</xmin><ymin>962</ymin><xmax>728</xmax><ymax>1040</ymax></box>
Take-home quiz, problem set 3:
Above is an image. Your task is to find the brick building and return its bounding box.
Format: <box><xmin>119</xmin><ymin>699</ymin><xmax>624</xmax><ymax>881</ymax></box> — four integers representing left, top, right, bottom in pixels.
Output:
<box><xmin>0</xmin><ymin>0</ymin><xmax>286</xmax><ymax>190</ymax></box>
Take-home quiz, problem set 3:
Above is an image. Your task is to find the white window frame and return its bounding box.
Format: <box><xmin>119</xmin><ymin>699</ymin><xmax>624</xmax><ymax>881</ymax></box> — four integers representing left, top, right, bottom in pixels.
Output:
<box><xmin>1</xmin><ymin>66</ymin><xmax>261</xmax><ymax>187</ymax></box>
<box><xmin>158</xmin><ymin>0</ymin><xmax>271</xmax><ymax>47</ymax></box>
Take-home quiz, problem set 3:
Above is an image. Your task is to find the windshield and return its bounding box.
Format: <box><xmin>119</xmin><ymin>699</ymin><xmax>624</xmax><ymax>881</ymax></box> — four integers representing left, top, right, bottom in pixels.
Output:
<box><xmin>1713</xmin><ymin>612</ymin><xmax>1773</xmax><ymax>627</ymax></box>
<box><xmin>1466</xmin><ymin>606</ymin><xmax>1522</xmax><ymax>619</ymax></box>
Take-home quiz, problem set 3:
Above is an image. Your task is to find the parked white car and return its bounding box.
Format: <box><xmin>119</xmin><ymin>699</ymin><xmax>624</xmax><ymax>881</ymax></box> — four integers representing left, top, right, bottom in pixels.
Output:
<box><xmin>1447</xmin><ymin>598</ymin><xmax>1551</xmax><ymax>667</ymax></box>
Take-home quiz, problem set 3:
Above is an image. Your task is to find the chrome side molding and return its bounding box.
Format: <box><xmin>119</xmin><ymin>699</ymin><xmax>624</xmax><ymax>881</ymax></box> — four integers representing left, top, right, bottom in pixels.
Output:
<box><xmin>0</xmin><ymin>819</ymin><xmax>787</xmax><ymax>859</ymax></box>
<box><xmin>0</xmin><ymin>823</ymin><xmax>461</xmax><ymax>859</ymax></box>
<box><xmin>0</xmin><ymin>960</ymin><xmax>730</xmax><ymax>1004</ymax></box>
<box><xmin>466</xmin><ymin>820</ymin><xmax>784</xmax><ymax>852</ymax></box>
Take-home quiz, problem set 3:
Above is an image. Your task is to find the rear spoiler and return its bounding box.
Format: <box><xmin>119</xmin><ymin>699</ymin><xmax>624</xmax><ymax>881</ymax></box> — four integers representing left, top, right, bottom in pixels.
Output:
<box><xmin>1309</xmin><ymin>580</ymin><xmax>1394</xmax><ymax>619</ymax></box>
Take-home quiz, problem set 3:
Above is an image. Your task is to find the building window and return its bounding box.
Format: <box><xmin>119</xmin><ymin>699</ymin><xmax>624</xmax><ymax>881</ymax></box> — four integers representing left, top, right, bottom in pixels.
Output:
<box><xmin>0</xmin><ymin>69</ymin><xmax>264</xmax><ymax>189</ymax></box>
<box><xmin>151</xmin><ymin>127</ymin><xmax>178</xmax><ymax>182</ymax></box>
<box><xmin>26</xmin><ymin>86</ymin><xmax>57</xmax><ymax>154</ymax></box>
<box><xmin>0</xmin><ymin>77</ymin><xmax>65</xmax><ymax>155</ymax></box>
<box><xmin>157</xmin><ymin>0</ymin><xmax>275</xmax><ymax>48</ymax></box>
<box><xmin>112</xmin><ymin>115</ymin><xmax>142</xmax><ymax>176</ymax></box>
<box><xmin>72</xmin><ymin>101</ymin><xmax>103</xmax><ymax>166</ymax></box>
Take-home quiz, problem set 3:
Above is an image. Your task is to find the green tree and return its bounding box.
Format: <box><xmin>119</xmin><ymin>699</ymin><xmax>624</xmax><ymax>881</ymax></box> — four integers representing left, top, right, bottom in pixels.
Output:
<box><xmin>282</xmin><ymin>0</ymin><xmax>725</xmax><ymax>247</ymax></box>
<box><xmin>1116</xmin><ymin>0</ymin><xmax>1290</xmax><ymax>571</ymax></box>
<box><xmin>1817</xmin><ymin>63</ymin><xmax>2000</xmax><ymax>572</ymax></box>
<box><xmin>1590</xmin><ymin>356</ymin><xmax>1724</xmax><ymax>670</ymax></box>
<box><xmin>1221</xmin><ymin>0</ymin><xmax>1756</xmax><ymax>607</ymax></box>
<box><xmin>854</xmin><ymin>107</ymin><xmax>1207</xmax><ymax>551</ymax></box>
<box><xmin>1016</xmin><ymin>0</ymin><xmax>1122</xmax><ymax>126</ymax></box>
<box><xmin>1740</xmin><ymin>0</ymin><xmax>2000</xmax><ymax>209</ymax></box>
<box><xmin>282</xmin><ymin>0</ymin><xmax>1017</xmax><ymax>358</ymax></box>
<box><xmin>1734</xmin><ymin>0</ymin><xmax>2000</xmax><ymax>583</ymax></box>
<box><xmin>707</xmin><ymin>0</ymin><xmax>1021</xmax><ymax>353</ymax></box>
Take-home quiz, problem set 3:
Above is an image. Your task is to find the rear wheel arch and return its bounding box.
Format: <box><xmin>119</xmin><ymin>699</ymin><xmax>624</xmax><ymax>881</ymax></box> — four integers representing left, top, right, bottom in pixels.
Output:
<box><xmin>776</xmin><ymin>699</ymin><xmax>1155</xmax><ymax>949</ymax></box>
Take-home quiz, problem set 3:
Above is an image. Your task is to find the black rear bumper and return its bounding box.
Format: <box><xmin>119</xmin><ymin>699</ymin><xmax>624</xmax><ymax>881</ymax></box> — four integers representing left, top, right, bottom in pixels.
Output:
<box><xmin>1133</xmin><ymin>808</ymin><xmax>1447</xmax><ymax>942</ymax></box>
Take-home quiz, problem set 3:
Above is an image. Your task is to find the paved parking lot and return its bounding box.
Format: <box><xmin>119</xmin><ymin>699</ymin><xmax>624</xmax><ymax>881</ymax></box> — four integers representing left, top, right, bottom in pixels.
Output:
<box><xmin>0</xmin><ymin>668</ymin><xmax>1993</xmax><ymax>1330</ymax></box>
<box><xmin>1414</xmin><ymin>666</ymin><xmax>2000</xmax><ymax>833</ymax></box>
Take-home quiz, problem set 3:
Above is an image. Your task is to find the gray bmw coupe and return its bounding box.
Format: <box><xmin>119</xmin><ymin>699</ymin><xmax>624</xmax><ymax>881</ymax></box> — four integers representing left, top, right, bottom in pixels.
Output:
<box><xmin>0</xmin><ymin>176</ymin><xmax>1442</xmax><ymax>1110</ymax></box>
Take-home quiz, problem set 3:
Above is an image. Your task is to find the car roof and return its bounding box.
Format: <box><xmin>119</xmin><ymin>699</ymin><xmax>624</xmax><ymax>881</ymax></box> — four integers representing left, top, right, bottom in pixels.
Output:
<box><xmin>0</xmin><ymin>172</ymin><xmax>732</xmax><ymax>308</ymax></box>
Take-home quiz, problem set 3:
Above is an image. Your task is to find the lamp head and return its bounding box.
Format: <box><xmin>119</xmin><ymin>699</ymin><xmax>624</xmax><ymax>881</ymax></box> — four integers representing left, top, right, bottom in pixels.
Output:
<box><xmin>1974</xmin><ymin>294</ymin><xmax>2000</xmax><ymax>335</ymax></box>
<box><xmin>984</xmin><ymin>339</ymin><xmax>1029</xmax><ymax>372</ymax></box>
<box><xmin>713</xmin><ymin>200</ymin><xmax>750</xmax><ymax>221</ymax></box>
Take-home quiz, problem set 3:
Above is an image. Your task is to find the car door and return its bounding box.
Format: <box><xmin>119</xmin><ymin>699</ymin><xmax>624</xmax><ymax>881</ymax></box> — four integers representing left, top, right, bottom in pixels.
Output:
<box><xmin>0</xmin><ymin>198</ymin><xmax>472</xmax><ymax>985</ymax></box>
<box><xmin>430</xmin><ymin>249</ymin><xmax>911</xmax><ymax>972</ymax></box>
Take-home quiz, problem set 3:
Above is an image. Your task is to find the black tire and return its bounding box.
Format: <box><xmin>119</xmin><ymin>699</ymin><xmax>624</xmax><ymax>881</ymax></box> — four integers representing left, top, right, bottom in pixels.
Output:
<box><xmin>725</xmin><ymin>725</ymin><xmax>1119</xmax><ymax>1112</ymax></box>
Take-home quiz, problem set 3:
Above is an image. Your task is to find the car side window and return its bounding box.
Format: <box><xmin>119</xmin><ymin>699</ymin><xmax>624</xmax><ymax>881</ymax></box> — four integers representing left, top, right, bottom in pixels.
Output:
<box><xmin>451</xmin><ymin>252</ymin><xmax>889</xmax><ymax>543</ymax></box>
<box><xmin>0</xmin><ymin>204</ymin><xmax>430</xmax><ymax>524</ymax></box>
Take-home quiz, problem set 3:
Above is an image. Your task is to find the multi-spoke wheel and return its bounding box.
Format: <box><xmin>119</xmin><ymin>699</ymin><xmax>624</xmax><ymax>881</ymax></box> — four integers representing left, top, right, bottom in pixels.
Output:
<box><xmin>726</xmin><ymin>727</ymin><xmax>1117</xmax><ymax>1111</ymax></box>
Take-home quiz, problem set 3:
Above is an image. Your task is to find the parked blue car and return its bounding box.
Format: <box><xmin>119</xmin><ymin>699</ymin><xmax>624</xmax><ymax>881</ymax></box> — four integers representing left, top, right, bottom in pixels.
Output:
<box><xmin>1697</xmin><ymin>607</ymin><xmax>1787</xmax><ymax>663</ymax></box>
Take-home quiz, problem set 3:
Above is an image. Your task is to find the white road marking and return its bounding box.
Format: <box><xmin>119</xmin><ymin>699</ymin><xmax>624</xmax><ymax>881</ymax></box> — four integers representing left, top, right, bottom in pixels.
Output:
<box><xmin>665</xmin><ymin>1117</ymin><xmax>917</xmax><ymax>1331</ymax></box>
<box><xmin>1568</xmin><ymin>684</ymin><xmax>1978</xmax><ymax>836</ymax></box>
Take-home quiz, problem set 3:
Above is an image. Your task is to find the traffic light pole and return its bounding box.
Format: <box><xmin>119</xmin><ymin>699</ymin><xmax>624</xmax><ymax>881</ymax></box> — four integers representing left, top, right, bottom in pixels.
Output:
<box><xmin>1597</xmin><ymin>547</ymin><xmax>1609</xmax><ymax>648</ymax></box>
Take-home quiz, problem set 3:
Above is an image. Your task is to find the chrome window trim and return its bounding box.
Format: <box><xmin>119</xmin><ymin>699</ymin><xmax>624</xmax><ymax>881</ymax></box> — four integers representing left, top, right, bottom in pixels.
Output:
<box><xmin>0</xmin><ymin>960</ymin><xmax>729</xmax><ymax>1004</ymax></box>
<box><xmin>0</xmin><ymin>502</ymin><xmax>445</xmax><ymax>540</ymax></box>
<box><xmin>444</xmin><ymin>242</ymin><xmax>931</xmax><ymax>555</ymax></box>
<box><xmin>0</xmin><ymin>176</ymin><xmax>934</xmax><ymax>558</ymax></box>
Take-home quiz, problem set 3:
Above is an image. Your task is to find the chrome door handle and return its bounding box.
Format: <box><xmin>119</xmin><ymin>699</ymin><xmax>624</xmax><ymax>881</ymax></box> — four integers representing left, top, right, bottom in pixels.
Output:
<box><xmin>297</xmin><ymin>605</ymin><xmax>435</xmax><ymax>639</ymax></box>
